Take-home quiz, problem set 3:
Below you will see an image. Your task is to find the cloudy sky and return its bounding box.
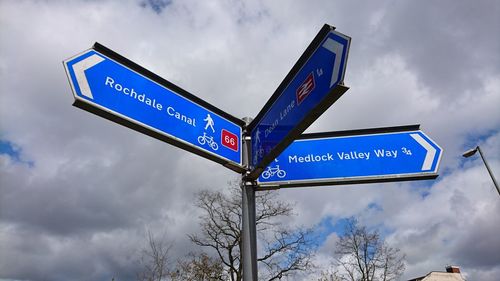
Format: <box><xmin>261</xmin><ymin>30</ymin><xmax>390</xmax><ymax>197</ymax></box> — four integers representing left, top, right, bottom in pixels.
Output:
<box><xmin>1</xmin><ymin>0</ymin><xmax>499</xmax><ymax>280</ymax></box>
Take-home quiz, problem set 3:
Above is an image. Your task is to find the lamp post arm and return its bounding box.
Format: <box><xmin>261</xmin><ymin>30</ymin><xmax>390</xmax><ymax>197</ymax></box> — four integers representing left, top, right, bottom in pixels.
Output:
<box><xmin>477</xmin><ymin>146</ymin><xmax>500</xmax><ymax>196</ymax></box>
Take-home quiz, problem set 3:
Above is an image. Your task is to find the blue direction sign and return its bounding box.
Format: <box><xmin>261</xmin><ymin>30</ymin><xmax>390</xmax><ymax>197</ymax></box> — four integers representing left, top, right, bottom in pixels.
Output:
<box><xmin>63</xmin><ymin>43</ymin><xmax>244</xmax><ymax>172</ymax></box>
<box><xmin>249</xmin><ymin>24</ymin><xmax>351</xmax><ymax>178</ymax></box>
<box><xmin>257</xmin><ymin>126</ymin><xmax>443</xmax><ymax>188</ymax></box>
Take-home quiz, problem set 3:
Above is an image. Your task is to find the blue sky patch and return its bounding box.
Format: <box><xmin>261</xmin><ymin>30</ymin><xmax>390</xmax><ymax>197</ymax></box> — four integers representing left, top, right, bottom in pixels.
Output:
<box><xmin>313</xmin><ymin>216</ymin><xmax>352</xmax><ymax>246</ymax></box>
<box><xmin>140</xmin><ymin>0</ymin><xmax>172</xmax><ymax>14</ymax></box>
<box><xmin>0</xmin><ymin>140</ymin><xmax>20</xmax><ymax>160</ymax></box>
<box><xmin>367</xmin><ymin>202</ymin><xmax>383</xmax><ymax>212</ymax></box>
<box><xmin>0</xmin><ymin>140</ymin><xmax>33</xmax><ymax>166</ymax></box>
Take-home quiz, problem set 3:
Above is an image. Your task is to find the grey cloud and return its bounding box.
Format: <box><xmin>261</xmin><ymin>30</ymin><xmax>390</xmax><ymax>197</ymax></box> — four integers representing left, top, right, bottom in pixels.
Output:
<box><xmin>1</xmin><ymin>0</ymin><xmax>499</xmax><ymax>281</ymax></box>
<box><xmin>376</xmin><ymin>0</ymin><xmax>500</xmax><ymax>95</ymax></box>
<box><xmin>451</xmin><ymin>204</ymin><xmax>500</xmax><ymax>267</ymax></box>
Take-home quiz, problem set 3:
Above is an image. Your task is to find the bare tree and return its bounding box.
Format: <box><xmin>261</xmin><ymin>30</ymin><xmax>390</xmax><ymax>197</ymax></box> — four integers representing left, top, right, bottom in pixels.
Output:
<box><xmin>332</xmin><ymin>218</ymin><xmax>405</xmax><ymax>281</ymax></box>
<box><xmin>137</xmin><ymin>230</ymin><xmax>172</xmax><ymax>281</ymax></box>
<box><xmin>170</xmin><ymin>252</ymin><xmax>225</xmax><ymax>281</ymax></box>
<box><xmin>317</xmin><ymin>268</ymin><xmax>343</xmax><ymax>281</ymax></box>
<box><xmin>187</xmin><ymin>182</ymin><xmax>315</xmax><ymax>281</ymax></box>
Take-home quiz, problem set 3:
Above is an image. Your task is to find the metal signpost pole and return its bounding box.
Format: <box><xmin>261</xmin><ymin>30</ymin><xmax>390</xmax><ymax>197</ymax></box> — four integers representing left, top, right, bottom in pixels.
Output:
<box><xmin>241</xmin><ymin>180</ymin><xmax>257</xmax><ymax>280</ymax></box>
<box><xmin>241</xmin><ymin>118</ymin><xmax>258</xmax><ymax>281</ymax></box>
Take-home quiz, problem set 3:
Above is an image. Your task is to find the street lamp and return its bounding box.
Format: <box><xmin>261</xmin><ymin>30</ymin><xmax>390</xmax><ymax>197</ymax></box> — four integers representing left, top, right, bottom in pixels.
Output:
<box><xmin>463</xmin><ymin>146</ymin><xmax>499</xmax><ymax>196</ymax></box>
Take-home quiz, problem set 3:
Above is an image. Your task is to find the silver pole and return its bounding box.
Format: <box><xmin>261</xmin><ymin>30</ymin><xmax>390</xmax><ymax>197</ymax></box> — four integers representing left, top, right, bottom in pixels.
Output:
<box><xmin>241</xmin><ymin>180</ymin><xmax>258</xmax><ymax>280</ymax></box>
<box><xmin>241</xmin><ymin>117</ymin><xmax>258</xmax><ymax>281</ymax></box>
<box><xmin>477</xmin><ymin>146</ymin><xmax>500</xmax><ymax>196</ymax></box>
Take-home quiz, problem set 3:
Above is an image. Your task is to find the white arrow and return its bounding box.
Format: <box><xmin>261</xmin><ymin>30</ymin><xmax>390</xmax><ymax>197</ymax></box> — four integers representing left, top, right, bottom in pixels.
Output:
<box><xmin>410</xmin><ymin>133</ymin><xmax>436</xmax><ymax>171</ymax></box>
<box><xmin>322</xmin><ymin>37</ymin><xmax>345</xmax><ymax>87</ymax></box>
<box><xmin>72</xmin><ymin>54</ymin><xmax>105</xmax><ymax>99</ymax></box>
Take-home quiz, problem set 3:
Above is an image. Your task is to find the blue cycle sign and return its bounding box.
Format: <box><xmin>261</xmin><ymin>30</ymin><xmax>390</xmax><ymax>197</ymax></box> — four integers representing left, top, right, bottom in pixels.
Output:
<box><xmin>257</xmin><ymin>128</ymin><xmax>442</xmax><ymax>188</ymax></box>
<box><xmin>64</xmin><ymin>45</ymin><xmax>244</xmax><ymax>171</ymax></box>
<box><xmin>249</xmin><ymin>26</ymin><xmax>351</xmax><ymax>177</ymax></box>
<box><xmin>63</xmin><ymin>27</ymin><xmax>443</xmax><ymax>189</ymax></box>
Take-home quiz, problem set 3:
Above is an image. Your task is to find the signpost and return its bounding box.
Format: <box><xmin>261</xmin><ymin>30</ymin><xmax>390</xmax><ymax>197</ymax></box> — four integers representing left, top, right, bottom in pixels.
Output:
<box><xmin>257</xmin><ymin>125</ymin><xmax>443</xmax><ymax>188</ymax></box>
<box><xmin>63</xmin><ymin>26</ymin><xmax>443</xmax><ymax>281</ymax></box>
<box><xmin>64</xmin><ymin>43</ymin><xmax>244</xmax><ymax>172</ymax></box>
<box><xmin>248</xmin><ymin>24</ymin><xmax>351</xmax><ymax>179</ymax></box>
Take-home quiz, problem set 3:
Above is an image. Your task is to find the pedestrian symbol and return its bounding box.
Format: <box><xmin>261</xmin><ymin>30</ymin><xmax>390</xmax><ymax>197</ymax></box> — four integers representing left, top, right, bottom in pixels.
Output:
<box><xmin>204</xmin><ymin>114</ymin><xmax>215</xmax><ymax>133</ymax></box>
<box><xmin>255</xmin><ymin>128</ymin><xmax>261</xmax><ymax>144</ymax></box>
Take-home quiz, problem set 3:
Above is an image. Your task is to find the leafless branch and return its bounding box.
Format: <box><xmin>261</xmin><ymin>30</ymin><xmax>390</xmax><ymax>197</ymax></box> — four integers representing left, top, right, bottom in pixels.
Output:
<box><xmin>185</xmin><ymin>182</ymin><xmax>315</xmax><ymax>281</ymax></box>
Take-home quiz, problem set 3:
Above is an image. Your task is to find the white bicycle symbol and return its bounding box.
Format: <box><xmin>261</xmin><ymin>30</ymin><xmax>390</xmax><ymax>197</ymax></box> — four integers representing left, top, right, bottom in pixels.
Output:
<box><xmin>198</xmin><ymin>132</ymin><xmax>218</xmax><ymax>151</ymax></box>
<box><xmin>261</xmin><ymin>165</ymin><xmax>286</xmax><ymax>179</ymax></box>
